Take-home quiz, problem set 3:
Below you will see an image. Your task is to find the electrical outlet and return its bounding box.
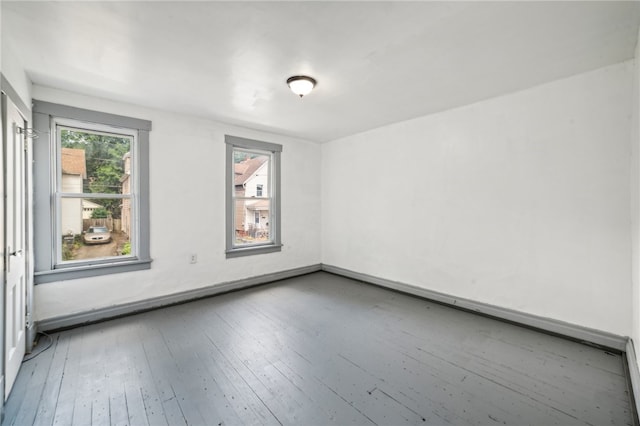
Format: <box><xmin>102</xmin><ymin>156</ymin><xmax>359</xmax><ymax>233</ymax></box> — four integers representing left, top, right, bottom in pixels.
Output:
<box><xmin>189</xmin><ymin>253</ymin><xmax>197</xmax><ymax>264</ymax></box>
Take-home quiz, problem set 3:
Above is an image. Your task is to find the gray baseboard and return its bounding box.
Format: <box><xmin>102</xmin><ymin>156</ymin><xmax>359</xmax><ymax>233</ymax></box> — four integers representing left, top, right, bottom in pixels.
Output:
<box><xmin>322</xmin><ymin>264</ymin><xmax>629</xmax><ymax>352</ymax></box>
<box><xmin>626</xmin><ymin>339</ymin><xmax>640</xmax><ymax>422</ymax></box>
<box><xmin>37</xmin><ymin>263</ymin><xmax>322</xmax><ymax>331</ymax></box>
<box><xmin>37</xmin><ymin>261</ymin><xmax>630</xmax><ymax>351</ymax></box>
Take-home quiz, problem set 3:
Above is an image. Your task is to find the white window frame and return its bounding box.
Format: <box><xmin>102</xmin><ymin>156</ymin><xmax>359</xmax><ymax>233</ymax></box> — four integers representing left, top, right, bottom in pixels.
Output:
<box><xmin>32</xmin><ymin>100</ymin><xmax>152</xmax><ymax>283</ymax></box>
<box><xmin>225</xmin><ymin>135</ymin><xmax>282</xmax><ymax>258</ymax></box>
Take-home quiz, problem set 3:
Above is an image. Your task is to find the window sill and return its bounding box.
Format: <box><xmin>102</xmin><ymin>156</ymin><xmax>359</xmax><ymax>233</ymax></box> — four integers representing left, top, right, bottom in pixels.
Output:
<box><xmin>226</xmin><ymin>244</ymin><xmax>282</xmax><ymax>259</ymax></box>
<box><xmin>34</xmin><ymin>258</ymin><xmax>152</xmax><ymax>284</ymax></box>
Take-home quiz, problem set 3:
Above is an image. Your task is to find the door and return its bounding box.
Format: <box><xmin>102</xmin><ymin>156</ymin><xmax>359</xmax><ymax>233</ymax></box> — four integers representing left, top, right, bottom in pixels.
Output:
<box><xmin>4</xmin><ymin>96</ymin><xmax>26</xmax><ymax>399</ymax></box>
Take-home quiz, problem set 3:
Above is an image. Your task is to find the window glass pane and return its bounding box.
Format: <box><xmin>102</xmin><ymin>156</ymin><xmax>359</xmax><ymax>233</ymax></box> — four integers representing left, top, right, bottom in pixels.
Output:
<box><xmin>61</xmin><ymin>197</ymin><xmax>131</xmax><ymax>262</ymax></box>
<box><xmin>225</xmin><ymin>135</ymin><xmax>281</xmax><ymax>258</ymax></box>
<box><xmin>234</xmin><ymin>199</ymin><xmax>271</xmax><ymax>246</ymax></box>
<box><xmin>60</xmin><ymin>128</ymin><xmax>131</xmax><ymax>195</ymax></box>
<box><xmin>233</xmin><ymin>150</ymin><xmax>270</xmax><ymax>197</ymax></box>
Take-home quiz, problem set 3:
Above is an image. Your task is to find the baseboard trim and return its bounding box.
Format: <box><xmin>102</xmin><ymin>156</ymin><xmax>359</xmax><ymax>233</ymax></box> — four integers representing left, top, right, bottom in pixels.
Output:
<box><xmin>626</xmin><ymin>339</ymin><xmax>640</xmax><ymax>423</ymax></box>
<box><xmin>37</xmin><ymin>262</ymin><xmax>629</xmax><ymax>352</ymax></box>
<box><xmin>322</xmin><ymin>264</ymin><xmax>628</xmax><ymax>352</ymax></box>
<box><xmin>37</xmin><ymin>263</ymin><xmax>322</xmax><ymax>332</ymax></box>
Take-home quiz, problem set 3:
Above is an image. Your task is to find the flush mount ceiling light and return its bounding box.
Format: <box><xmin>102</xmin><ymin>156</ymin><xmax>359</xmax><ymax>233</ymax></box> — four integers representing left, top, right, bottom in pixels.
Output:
<box><xmin>286</xmin><ymin>75</ymin><xmax>317</xmax><ymax>98</ymax></box>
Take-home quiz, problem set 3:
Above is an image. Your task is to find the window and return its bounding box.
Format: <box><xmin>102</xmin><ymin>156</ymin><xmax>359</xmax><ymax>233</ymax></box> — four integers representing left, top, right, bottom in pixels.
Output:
<box><xmin>32</xmin><ymin>101</ymin><xmax>151</xmax><ymax>283</ymax></box>
<box><xmin>225</xmin><ymin>135</ymin><xmax>281</xmax><ymax>258</ymax></box>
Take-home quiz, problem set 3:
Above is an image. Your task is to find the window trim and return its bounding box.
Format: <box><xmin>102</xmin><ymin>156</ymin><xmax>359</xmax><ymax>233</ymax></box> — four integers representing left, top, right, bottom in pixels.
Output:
<box><xmin>225</xmin><ymin>135</ymin><xmax>282</xmax><ymax>258</ymax></box>
<box><xmin>32</xmin><ymin>100</ymin><xmax>152</xmax><ymax>283</ymax></box>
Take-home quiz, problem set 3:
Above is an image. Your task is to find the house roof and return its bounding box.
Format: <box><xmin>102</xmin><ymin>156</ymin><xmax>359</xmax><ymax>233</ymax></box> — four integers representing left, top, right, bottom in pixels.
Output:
<box><xmin>234</xmin><ymin>157</ymin><xmax>267</xmax><ymax>186</ymax></box>
<box><xmin>82</xmin><ymin>199</ymin><xmax>103</xmax><ymax>209</ymax></box>
<box><xmin>245</xmin><ymin>199</ymin><xmax>269</xmax><ymax>211</ymax></box>
<box><xmin>61</xmin><ymin>148</ymin><xmax>87</xmax><ymax>179</ymax></box>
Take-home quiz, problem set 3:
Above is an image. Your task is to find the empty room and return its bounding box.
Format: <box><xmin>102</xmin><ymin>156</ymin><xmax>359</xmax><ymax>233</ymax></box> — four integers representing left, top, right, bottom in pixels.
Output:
<box><xmin>1</xmin><ymin>1</ymin><xmax>640</xmax><ymax>425</ymax></box>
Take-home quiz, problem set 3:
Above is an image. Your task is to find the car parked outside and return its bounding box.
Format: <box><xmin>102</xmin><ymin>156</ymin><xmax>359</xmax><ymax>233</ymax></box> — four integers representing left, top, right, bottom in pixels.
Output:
<box><xmin>83</xmin><ymin>226</ymin><xmax>112</xmax><ymax>245</ymax></box>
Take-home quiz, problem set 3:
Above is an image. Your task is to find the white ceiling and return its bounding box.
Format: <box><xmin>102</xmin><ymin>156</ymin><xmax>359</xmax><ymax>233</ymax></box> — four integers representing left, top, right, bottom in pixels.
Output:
<box><xmin>2</xmin><ymin>1</ymin><xmax>639</xmax><ymax>143</ymax></box>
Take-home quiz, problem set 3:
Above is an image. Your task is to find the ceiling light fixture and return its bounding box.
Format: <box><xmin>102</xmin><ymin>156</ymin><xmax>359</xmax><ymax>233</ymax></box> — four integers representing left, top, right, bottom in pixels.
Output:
<box><xmin>286</xmin><ymin>75</ymin><xmax>316</xmax><ymax>98</ymax></box>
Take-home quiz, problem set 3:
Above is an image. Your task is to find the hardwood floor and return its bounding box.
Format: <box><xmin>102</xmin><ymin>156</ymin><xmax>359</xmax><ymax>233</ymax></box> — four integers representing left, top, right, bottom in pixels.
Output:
<box><xmin>2</xmin><ymin>272</ymin><xmax>635</xmax><ymax>425</ymax></box>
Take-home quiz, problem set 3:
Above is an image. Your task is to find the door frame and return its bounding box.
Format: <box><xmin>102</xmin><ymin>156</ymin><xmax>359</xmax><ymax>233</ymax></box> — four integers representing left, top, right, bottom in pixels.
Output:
<box><xmin>1</xmin><ymin>74</ymin><xmax>34</xmax><ymax>406</ymax></box>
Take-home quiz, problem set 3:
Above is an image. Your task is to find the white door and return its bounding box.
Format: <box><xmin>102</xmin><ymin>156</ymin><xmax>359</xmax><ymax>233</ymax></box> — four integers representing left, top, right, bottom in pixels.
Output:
<box><xmin>4</xmin><ymin>97</ymin><xmax>26</xmax><ymax>399</ymax></box>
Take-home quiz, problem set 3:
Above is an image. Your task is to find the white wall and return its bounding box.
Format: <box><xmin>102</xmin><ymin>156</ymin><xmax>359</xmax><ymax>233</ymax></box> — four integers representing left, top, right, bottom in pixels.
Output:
<box><xmin>322</xmin><ymin>61</ymin><xmax>634</xmax><ymax>336</ymax></box>
<box><xmin>60</xmin><ymin>175</ymin><xmax>83</xmax><ymax>235</ymax></box>
<box><xmin>631</xmin><ymin>27</ymin><xmax>640</xmax><ymax>365</ymax></box>
<box><xmin>0</xmin><ymin>37</ymin><xmax>32</xmax><ymax>106</ymax></box>
<box><xmin>24</xmin><ymin>60</ymin><xmax>639</xmax><ymax>337</ymax></box>
<box><xmin>33</xmin><ymin>85</ymin><xmax>322</xmax><ymax>321</ymax></box>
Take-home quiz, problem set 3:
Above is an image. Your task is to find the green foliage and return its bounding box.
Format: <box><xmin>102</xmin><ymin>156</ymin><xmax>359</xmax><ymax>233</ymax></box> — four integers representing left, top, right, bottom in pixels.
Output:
<box><xmin>234</xmin><ymin>150</ymin><xmax>259</xmax><ymax>164</ymax></box>
<box><xmin>61</xmin><ymin>129</ymin><xmax>130</xmax><ymax>218</ymax></box>
<box><xmin>62</xmin><ymin>244</ymin><xmax>73</xmax><ymax>261</ymax></box>
<box><xmin>234</xmin><ymin>151</ymin><xmax>249</xmax><ymax>163</ymax></box>
<box><xmin>121</xmin><ymin>242</ymin><xmax>131</xmax><ymax>255</ymax></box>
<box><xmin>91</xmin><ymin>207</ymin><xmax>109</xmax><ymax>219</ymax></box>
<box><xmin>62</xmin><ymin>235</ymin><xmax>82</xmax><ymax>261</ymax></box>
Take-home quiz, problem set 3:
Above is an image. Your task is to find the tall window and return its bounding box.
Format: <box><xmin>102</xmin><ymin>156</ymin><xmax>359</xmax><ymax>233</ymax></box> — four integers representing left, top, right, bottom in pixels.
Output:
<box><xmin>225</xmin><ymin>135</ymin><xmax>281</xmax><ymax>258</ymax></box>
<box><xmin>32</xmin><ymin>101</ymin><xmax>151</xmax><ymax>283</ymax></box>
<box><xmin>56</xmin><ymin>122</ymin><xmax>133</xmax><ymax>264</ymax></box>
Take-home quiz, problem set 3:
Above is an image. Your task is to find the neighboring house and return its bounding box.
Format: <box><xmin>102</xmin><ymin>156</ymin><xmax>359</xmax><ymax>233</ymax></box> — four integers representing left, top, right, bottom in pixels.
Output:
<box><xmin>60</xmin><ymin>148</ymin><xmax>86</xmax><ymax>235</ymax></box>
<box><xmin>81</xmin><ymin>199</ymin><xmax>103</xmax><ymax>220</ymax></box>
<box><xmin>234</xmin><ymin>156</ymin><xmax>270</xmax><ymax>237</ymax></box>
<box><xmin>120</xmin><ymin>152</ymin><xmax>131</xmax><ymax>236</ymax></box>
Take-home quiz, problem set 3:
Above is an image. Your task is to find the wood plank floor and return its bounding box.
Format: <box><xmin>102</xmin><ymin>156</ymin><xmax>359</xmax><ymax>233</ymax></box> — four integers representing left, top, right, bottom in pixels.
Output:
<box><xmin>2</xmin><ymin>272</ymin><xmax>635</xmax><ymax>425</ymax></box>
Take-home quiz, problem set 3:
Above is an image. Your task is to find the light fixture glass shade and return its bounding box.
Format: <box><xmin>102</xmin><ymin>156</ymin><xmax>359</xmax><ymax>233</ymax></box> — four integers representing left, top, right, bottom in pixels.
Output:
<box><xmin>287</xmin><ymin>76</ymin><xmax>316</xmax><ymax>97</ymax></box>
